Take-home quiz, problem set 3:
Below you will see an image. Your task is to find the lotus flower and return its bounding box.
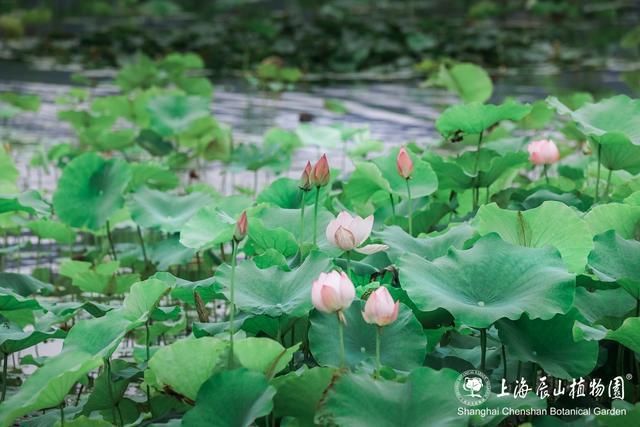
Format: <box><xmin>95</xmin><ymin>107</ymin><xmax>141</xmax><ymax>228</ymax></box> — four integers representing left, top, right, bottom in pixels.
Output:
<box><xmin>311</xmin><ymin>270</ymin><xmax>355</xmax><ymax>321</ymax></box>
<box><xmin>233</xmin><ymin>211</ymin><xmax>248</xmax><ymax>242</ymax></box>
<box><xmin>311</xmin><ymin>154</ymin><xmax>330</xmax><ymax>188</ymax></box>
<box><xmin>299</xmin><ymin>161</ymin><xmax>312</xmax><ymax>191</ymax></box>
<box><xmin>326</xmin><ymin>211</ymin><xmax>388</xmax><ymax>254</ymax></box>
<box><xmin>363</xmin><ymin>286</ymin><xmax>399</xmax><ymax>327</ymax></box>
<box><xmin>396</xmin><ymin>147</ymin><xmax>414</xmax><ymax>179</ymax></box>
<box><xmin>527</xmin><ymin>139</ymin><xmax>560</xmax><ymax>165</ymax></box>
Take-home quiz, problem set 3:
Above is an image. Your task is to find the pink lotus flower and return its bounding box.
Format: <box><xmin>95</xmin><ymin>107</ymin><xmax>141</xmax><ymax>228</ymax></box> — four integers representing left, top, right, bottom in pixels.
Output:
<box><xmin>326</xmin><ymin>211</ymin><xmax>388</xmax><ymax>254</ymax></box>
<box><xmin>299</xmin><ymin>161</ymin><xmax>312</xmax><ymax>191</ymax></box>
<box><xmin>396</xmin><ymin>147</ymin><xmax>414</xmax><ymax>179</ymax></box>
<box><xmin>527</xmin><ymin>139</ymin><xmax>560</xmax><ymax>165</ymax></box>
<box><xmin>311</xmin><ymin>154</ymin><xmax>330</xmax><ymax>188</ymax></box>
<box><xmin>311</xmin><ymin>271</ymin><xmax>355</xmax><ymax>321</ymax></box>
<box><xmin>233</xmin><ymin>211</ymin><xmax>248</xmax><ymax>242</ymax></box>
<box><xmin>363</xmin><ymin>286</ymin><xmax>399</xmax><ymax>327</ymax></box>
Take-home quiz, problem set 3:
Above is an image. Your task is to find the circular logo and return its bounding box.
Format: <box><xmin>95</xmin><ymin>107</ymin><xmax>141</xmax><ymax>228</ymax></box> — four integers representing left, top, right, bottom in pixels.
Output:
<box><xmin>454</xmin><ymin>370</ymin><xmax>491</xmax><ymax>406</ymax></box>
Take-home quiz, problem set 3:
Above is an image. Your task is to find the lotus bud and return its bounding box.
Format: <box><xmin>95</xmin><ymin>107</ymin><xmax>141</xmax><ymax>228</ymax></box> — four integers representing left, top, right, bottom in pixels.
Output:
<box><xmin>311</xmin><ymin>270</ymin><xmax>355</xmax><ymax>322</ymax></box>
<box><xmin>396</xmin><ymin>147</ymin><xmax>414</xmax><ymax>179</ymax></box>
<box><xmin>363</xmin><ymin>286</ymin><xmax>399</xmax><ymax>327</ymax></box>
<box><xmin>527</xmin><ymin>139</ymin><xmax>560</xmax><ymax>165</ymax></box>
<box><xmin>311</xmin><ymin>154</ymin><xmax>330</xmax><ymax>188</ymax></box>
<box><xmin>234</xmin><ymin>211</ymin><xmax>248</xmax><ymax>242</ymax></box>
<box><xmin>299</xmin><ymin>161</ymin><xmax>312</xmax><ymax>191</ymax></box>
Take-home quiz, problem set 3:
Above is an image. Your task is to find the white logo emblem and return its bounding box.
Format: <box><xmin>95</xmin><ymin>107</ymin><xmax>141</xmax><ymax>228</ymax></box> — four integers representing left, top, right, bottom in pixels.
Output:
<box><xmin>455</xmin><ymin>370</ymin><xmax>491</xmax><ymax>406</ymax></box>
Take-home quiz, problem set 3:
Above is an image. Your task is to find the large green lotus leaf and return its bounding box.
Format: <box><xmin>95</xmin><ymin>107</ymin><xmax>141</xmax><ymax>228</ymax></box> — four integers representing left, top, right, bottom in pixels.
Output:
<box><xmin>272</xmin><ymin>367</ymin><xmax>336</xmax><ymax>426</ymax></box>
<box><xmin>309</xmin><ymin>301</ymin><xmax>426</xmax><ymax>370</ymax></box>
<box><xmin>0</xmin><ymin>279</ymin><xmax>169</xmax><ymax>427</ymax></box>
<box><xmin>256</xmin><ymin>177</ymin><xmax>328</xmax><ymax>209</ymax></box>
<box><xmin>424</xmin><ymin>153</ymin><xmax>473</xmax><ymax>190</ymax></box>
<box><xmin>594</xmin><ymin>133</ymin><xmax>640</xmax><ymax>173</ymax></box>
<box><xmin>0</xmin><ymin>319</ymin><xmax>65</xmax><ymax>354</ymax></box>
<box><xmin>584</xmin><ymin>203</ymin><xmax>640</xmax><ymax>239</ymax></box>
<box><xmin>436</xmin><ymin>100</ymin><xmax>532</xmax><ymax>138</ymax></box>
<box><xmin>147</xmin><ymin>336</ymin><xmax>228</xmax><ymax>401</ymax></box>
<box><xmin>370</xmin><ymin>147</ymin><xmax>438</xmax><ymax>198</ymax></box>
<box><xmin>548</xmin><ymin>95</ymin><xmax>640</xmax><ymax>145</ymax></box>
<box><xmin>574</xmin><ymin>287</ymin><xmax>636</xmax><ymax>328</ymax></box>
<box><xmin>0</xmin><ymin>290</ymin><xmax>41</xmax><ymax>311</ymax></box>
<box><xmin>153</xmin><ymin>272</ymin><xmax>220</xmax><ymax>305</ymax></box>
<box><xmin>53</xmin><ymin>152</ymin><xmax>132</xmax><ymax>230</ymax></box>
<box><xmin>233</xmin><ymin>337</ymin><xmax>299</xmax><ymax>377</ymax></box>
<box><xmin>129</xmin><ymin>162</ymin><xmax>179</xmax><ymax>191</ymax></box>
<box><xmin>316</xmin><ymin>367</ymin><xmax>465</xmax><ymax>427</ymax></box>
<box><xmin>606</xmin><ymin>317</ymin><xmax>640</xmax><ymax>354</ymax></box>
<box><xmin>148</xmin><ymin>235</ymin><xmax>196</xmax><ymax>270</ymax></box>
<box><xmin>343</xmin><ymin>162</ymin><xmax>392</xmax><ymax>213</ymax></box>
<box><xmin>59</xmin><ymin>260</ymin><xmax>139</xmax><ymax>295</ymax></box>
<box><xmin>147</xmin><ymin>93</ymin><xmax>210</xmax><ymax>137</ymax></box>
<box><xmin>0</xmin><ymin>272</ymin><xmax>53</xmax><ymax>296</ymax></box>
<box><xmin>182</xmin><ymin>368</ymin><xmax>276</xmax><ymax>427</ymax></box>
<box><xmin>497</xmin><ymin>311</ymin><xmax>599</xmax><ymax>379</ymax></box>
<box><xmin>588</xmin><ymin>231</ymin><xmax>640</xmax><ymax>298</ymax></box>
<box><xmin>473</xmin><ymin>201</ymin><xmax>593</xmax><ymax>273</ymax></box>
<box><xmin>436</xmin><ymin>62</ymin><xmax>493</xmax><ymax>103</ymax></box>
<box><xmin>247</xmin><ymin>218</ymin><xmax>299</xmax><ymax>258</ymax></box>
<box><xmin>26</xmin><ymin>219</ymin><xmax>76</xmax><ymax>244</ymax></box>
<box><xmin>179</xmin><ymin>195</ymin><xmax>252</xmax><ymax>250</ymax></box>
<box><xmin>0</xmin><ymin>190</ymin><xmax>50</xmax><ymax>217</ymax></box>
<box><xmin>216</xmin><ymin>251</ymin><xmax>331</xmax><ymax>318</ymax></box>
<box><xmin>128</xmin><ymin>187</ymin><xmax>212</xmax><ymax>232</ymax></box>
<box><xmin>399</xmin><ymin>234</ymin><xmax>575</xmax><ymax>328</ymax></box>
<box><xmin>373</xmin><ymin>224</ymin><xmax>475</xmax><ymax>263</ymax></box>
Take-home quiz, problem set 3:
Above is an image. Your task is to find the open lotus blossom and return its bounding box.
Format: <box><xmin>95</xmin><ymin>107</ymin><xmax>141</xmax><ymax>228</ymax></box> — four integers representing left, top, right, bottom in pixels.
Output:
<box><xmin>326</xmin><ymin>211</ymin><xmax>389</xmax><ymax>254</ymax></box>
<box><xmin>396</xmin><ymin>147</ymin><xmax>414</xmax><ymax>179</ymax></box>
<box><xmin>527</xmin><ymin>139</ymin><xmax>560</xmax><ymax>165</ymax></box>
<box><xmin>311</xmin><ymin>270</ymin><xmax>355</xmax><ymax>322</ymax></box>
<box><xmin>363</xmin><ymin>286</ymin><xmax>399</xmax><ymax>327</ymax></box>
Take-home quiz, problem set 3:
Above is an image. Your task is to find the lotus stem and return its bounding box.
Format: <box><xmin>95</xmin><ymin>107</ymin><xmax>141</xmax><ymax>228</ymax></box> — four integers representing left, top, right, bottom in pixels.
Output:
<box><xmin>145</xmin><ymin>319</ymin><xmax>151</xmax><ymax>405</ymax></box>
<box><xmin>389</xmin><ymin>193</ymin><xmax>396</xmax><ymax>216</ymax></box>
<box><xmin>480</xmin><ymin>328</ymin><xmax>487</xmax><ymax>373</ymax></box>
<box><xmin>106</xmin><ymin>220</ymin><xmax>117</xmax><ymax>261</ymax></box>
<box><xmin>543</xmin><ymin>165</ymin><xmax>549</xmax><ymax>185</ymax></box>
<box><xmin>375</xmin><ymin>326</ymin><xmax>382</xmax><ymax>376</ymax></box>
<box><xmin>501</xmin><ymin>344</ymin><xmax>507</xmax><ymax>380</ymax></box>
<box><xmin>595</xmin><ymin>144</ymin><xmax>602</xmax><ymax>204</ymax></box>
<box><xmin>604</xmin><ymin>169</ymin><xmax>613</xmax><ymax>202</ymax></box>
<box><xmin>299</xmin><ymin>192</ymin><xmax>306</xmax><ymax>245</ymax></box>
<box><xmin>405</xmin><ymin>179</ymin><xmax>413</xmax><ymax>236</ymax></box>
<box><xmin>105</xmin><ymin>358</ymin><xmax>122</xmax><ymax>426</ymax></box>
<box><xmin>228</xmin><ymin>239</ymin><xmax>238</xmax><ymax>368</ymax></box>
<box><xmin>346</xmin><ymin>250</ymin><xmax>352</xmax><ymax>280</ymax></box>
<box><xmin>60</xmin><ymin>403</ymin><xmax>65</xmax><ymax>427</ymax></box>
<box><xmin>1</xmin><ymin>352</ymin><xmax>7</xmax><ymax>402</ymax></box>
<box><xmin>337</xmin><ymin>312</ymin><xmax>346</xmax><ymax>369</ymax></box>
<box><xmin>472</xmin><ymin>131</ymin><xmax>484</xmax><ymax>211</ymax></box>
<box><xmin>312</xmin><ymin>187</ymin><xmax>320</xmax><ymax>246</ymax></box>
<box><xmin>136</xmin><ymin>225</ymin><xmax>148</xmax><ymax>265</ymax></box>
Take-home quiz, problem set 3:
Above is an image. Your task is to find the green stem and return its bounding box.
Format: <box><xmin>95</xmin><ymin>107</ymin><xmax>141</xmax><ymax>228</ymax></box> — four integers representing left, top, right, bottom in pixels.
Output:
<box><xmin>145</xmin><ymin>319</ymin><xmax>151</xmax><ymax>405</ymax></box>
<box><xmin>480</xmin><ymin>328</ymin><xmax>487</xmax><ymax>373</ymax></box>
<box><xmin>389</xmin><ymin>193</ymin><xmax>396</xmax><ymax>216</ymax></box>
<box><xmin>375</xmin><ymin>326</ymin><xmax>382</xmax><ymax>375</ymax></box>
<box><xmin>228</xmin><ymin>240</ymin><xmax>238</xmax><ymax>368</ymax></box>
<box><xmin>1</xmin><ymin>353</ymin><xmax>7</xmax><ymax>402</ymax></box>
<box><xmin>299</xmin><ymin>192</ymin><xmax>306</xmax><ymax>245</ymax></box>
<box><xmin>472</xmin><ymin>131</ymin><xmax>484</xmax><ymax>211</ymax></box>
<box><xmin>346</xmin><ymin>250</ymin><xmax>352</xmax><ymax>281</ymax></box>
<box><xmin>405</xmin><ymin>179</ymin><xmax>413</xmax><ymax>236</ymax></box>
<box><xmin>105</xmin><ymin>358</ymin><xmax>122</xmax><ymax>426</ymax></box>
<box><xmin>136</xmin><ymin>226</ymin><xmax>148</xmax><ymax>265</ymax></box>
<box><xmin>337</xmin><ymin>313</ymin><xmax>346</xmax><ymax>369</ymax></box>
<box><xmin>501</xmin><ymin>344</ymin><xmax>507</xmax><ymax>380</ymax></box>
<box><xmin>604</xmin><ymin>169</ymin><xmax>613</xmax><ymax>202</ymax></box>
<box><xmin>106</xmin><ymin>221</ymin><xmax>117</xmax><ymax>261</ymax></box>
<box><xmin>543</xmin><ymin>165</ymin><xmax>549</xmax><ymax>185</ymax></box>
<box><xmin>60</xmin><ymin>404</ymin><xmax>65</xmax><ymax>427</ymax></box>
<box><xmin>312</xmin><ymin>188</ymin><xmax>320</xmax><ymax>246</ymax></box>
<box><xmin>636</xmin><ymin>298</ymin><xmax>639</xmax><ymax>317</ymax></box>
<box><xmin>595</xmin><ymin>144</ymin><xmax>602</xmax><ymax>204</ymax></box>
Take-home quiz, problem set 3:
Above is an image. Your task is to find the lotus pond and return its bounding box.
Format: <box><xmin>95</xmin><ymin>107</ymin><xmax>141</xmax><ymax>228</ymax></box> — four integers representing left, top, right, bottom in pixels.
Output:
<box><xmin>3</xmin><ymin>3</ymin><xmax>640</xmax><ymax>427</ymax></box>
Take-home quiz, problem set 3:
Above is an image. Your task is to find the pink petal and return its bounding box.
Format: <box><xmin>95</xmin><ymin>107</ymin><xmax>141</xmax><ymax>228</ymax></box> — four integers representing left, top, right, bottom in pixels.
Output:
<box><xmin>355</xmin><ymin>244</ymin><xmax>389</xmax><ymax>255</ymax></box>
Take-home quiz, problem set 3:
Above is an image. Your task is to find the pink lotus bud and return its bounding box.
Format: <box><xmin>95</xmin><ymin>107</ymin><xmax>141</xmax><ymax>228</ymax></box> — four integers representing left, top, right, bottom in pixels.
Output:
<box><xmin>396</xmin><ymin>147</ymin><xmax>414</xmax><ymax>179</ymax></box>
<box><xmin>363</xmin><ymin>286</ymin><xmax>399</xmax><ymax>327</ymax></box>
<box><xmin>233</xmin><ymin>211</ymin><xmax>248</xmax><ymax>242</ymax></box>
<box><xmin>326</xmin><ymin>211</ymin><xmax>389</xmax><ymax>254</ymax></box>
<box><xmin>311</xmin><ymin>271</ymin><xmax>355</xmax><ymax>316</ymax></box>
<box><xmin>527</xmin><ymin>139</ymin><xmax>560</xmax><ymax>166</ymax></box>
<box><xmin>299</xmin><ymin>161</ymin><xmax>312</xmax><ymax>191</ymax></box>
<box><xmin>311</xmin><ymin>154</ymin><xmax>330</xmax><ymax>188</ymax></box>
